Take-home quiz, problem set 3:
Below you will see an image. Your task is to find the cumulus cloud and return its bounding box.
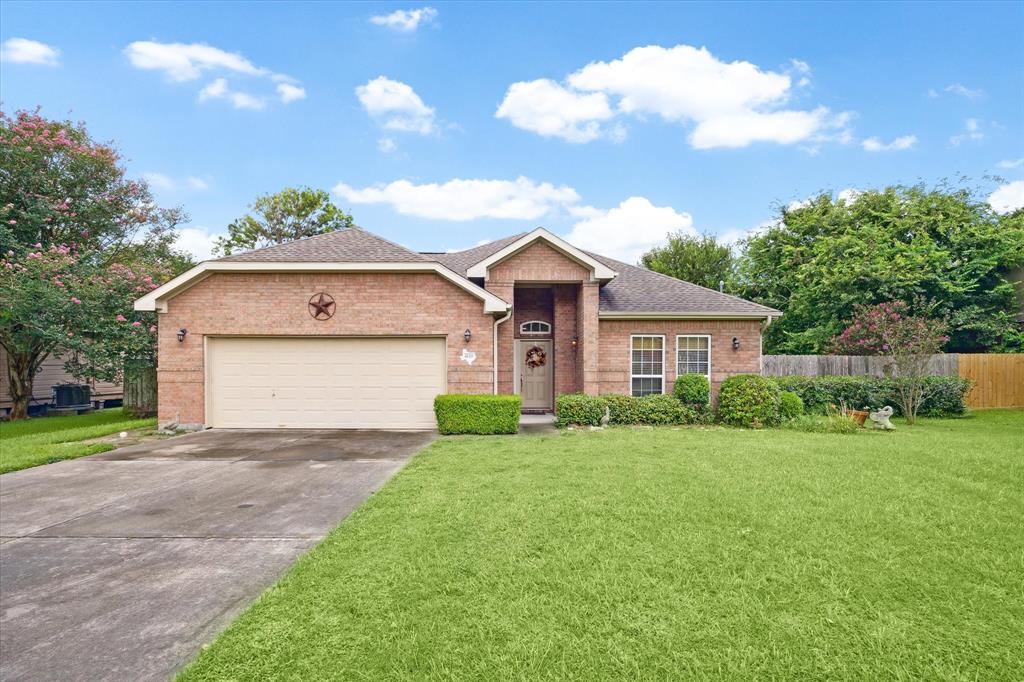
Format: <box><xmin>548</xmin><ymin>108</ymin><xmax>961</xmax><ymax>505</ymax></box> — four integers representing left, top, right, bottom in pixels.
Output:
<box><xmin>124</xmin><ymin>40</ymin><xmax>304</xmax><ymax>107</ymax></box>
<box><xmin>174</xmin><ymin>226</ymin><xmax>222</xmax><ymax>261</ymax></box>
<box><xmin>276</xmin><ymin>83</ymin><xmax>306</xmax><ymax>103</ymax></box>
<box><xmin>950</xmin><ymin>118</ymin><xmax>984</xmax><ymax>146</ymax></box>
<box><xmin>944</xmin><ymin>83</ymin><xmax>984</xmax><ymax>99</ymax></box>
<box><xmin>995</xmin><ymin>158</ymin><xmax>1023</xmax><ymax>170</ymax></box>
<box><xmin>356</xmin><ymin>76</ymin><xmax>437</xmax><ymax>135</ymax></box>
<box><xmin>1</xmin><ymin>37</ymin><xmax>60</xmax><ymax>66</ymax></box>
<box><xmin>496</xmin><ymin>43</ymin><xmax>852</xmax><ymax>149</ymax></box>
<box><xmin>333</xmin><ymin>177</ymin><xmax>580</xmax><ymax>221</ymax></box>
<box><xmin>862</xmin><ymin>134</ymin><xmax>917</xmax><ymax>152</ymax></box>
<box><xmin>370</xmin><ymin>6</ymin><xmax>437</xmax><ymax>32</ymax></box>
<box><xmin>199</xmin><ymin>78</ymin><xmax>264</xmax><ymax>110</ymax></box>
<box><xmin>989</xmin><ymin>180</ymin><xmax>1024</xmax><ymax>214</ymax></box>
<box><xmin>142</xmin><ymin>172</ymin><xmax>210</xmax><ymax>192</ymax></box>
<box><xmin>496</xmin><ymin>79</ymin><xmax>615</xmax><ymax>143</ymax></box>
<box><xmin>565</xmin><ymin>196</ymin><xmax>695</xmax><ymax>264</ymax></box>
<box><xmin>377</xmin><ymin>137</ymin><xmax>398</xmax><ymax>153</ymax></box>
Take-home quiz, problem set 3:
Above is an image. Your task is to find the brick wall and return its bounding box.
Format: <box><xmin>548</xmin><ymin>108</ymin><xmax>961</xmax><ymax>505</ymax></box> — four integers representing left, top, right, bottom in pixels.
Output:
<box><xmin>597</xmin><ymin>319</ymin><xmax>763</xmax><ymax>399</ymax></box>
<box><xmin>488</xmin><ymin>241</ymin><xmax>593</xmax><ymax>283</ymax></box>
<box><xmin>512</xmin><ymin>287</ymin><xmax>553</xmax><ymax>338</ymax></box>
<box><xmin>553</xmin><ymin>284</ymin><xmax>579</xmax><ymax>395</ymax></box>
<box><xmin>158</xmin><ymin>271</ymin><xmax>496</xmax><ymax>428</ymax></box>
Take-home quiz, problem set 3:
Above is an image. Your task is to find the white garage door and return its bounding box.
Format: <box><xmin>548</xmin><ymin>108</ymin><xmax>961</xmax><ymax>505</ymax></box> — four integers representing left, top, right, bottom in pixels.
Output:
<box><xmin>207</xmin><ymin>337</ymin><xmax>446</xmax><ymax>429</ymax></box>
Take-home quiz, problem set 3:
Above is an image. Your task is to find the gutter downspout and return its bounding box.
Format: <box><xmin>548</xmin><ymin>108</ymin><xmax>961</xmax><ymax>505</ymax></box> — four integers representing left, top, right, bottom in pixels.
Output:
<box><xmin>493</xmin><ymin>307</ymin><xmax>513</xmax><ymax>394</ymax></box>
<box><xmin>760</xmin><ymin>314</ymin><xmax>776</xmax><ymax>374</ymax></box>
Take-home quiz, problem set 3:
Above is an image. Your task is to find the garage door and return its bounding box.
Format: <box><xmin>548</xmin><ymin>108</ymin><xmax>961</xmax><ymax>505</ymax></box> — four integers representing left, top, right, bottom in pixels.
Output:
<box><xmin>207</xmin><ymin>337</ymin><xmax>446</xmax><ymax>429</ymax></box>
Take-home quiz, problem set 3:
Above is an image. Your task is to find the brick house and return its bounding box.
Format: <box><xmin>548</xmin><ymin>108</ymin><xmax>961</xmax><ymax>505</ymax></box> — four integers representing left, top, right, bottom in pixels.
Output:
<box><xmin>135</xmin><ymin>227</ymin><xmax>780</xmax><ymax>430</ymax></box>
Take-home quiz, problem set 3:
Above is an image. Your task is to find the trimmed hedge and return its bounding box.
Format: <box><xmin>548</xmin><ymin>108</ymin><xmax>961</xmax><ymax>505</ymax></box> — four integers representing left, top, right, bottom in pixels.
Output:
<box><xmin>555</xmin><ymin>393</ymin><xmax>605</xmax><ymax>427</ymax></box>
<box><xmin>717</xmin><ymin>374</ymin><xmax>782</xmax><ymax>428</ymax></box>
<box><xmin>673</xmin><ymin>374</ymin><xmax>710</xmax><ymax>406</ymax></box>
<box><xmin>603</xmin><ymin>394</ymin><xmax>697</xmax><ymax>425</ymax></box>
<box><xmin>434</xmin><ymin>394</ymin><xmax>521</xmax><ymax>434</ymax></box>
<box><xmin>779</xmin><ymin>391</ymin><xmax>804</xmax><ymax>420</ymax></box>
<box><xmin>769</xmin><ymin>375</ymin><xmax>971</xmax><ymax>417</ymax></box>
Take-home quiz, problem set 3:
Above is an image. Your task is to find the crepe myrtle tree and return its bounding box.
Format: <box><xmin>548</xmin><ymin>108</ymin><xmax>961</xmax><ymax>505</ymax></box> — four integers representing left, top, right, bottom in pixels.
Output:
<box><xmin>832</xmin><ymin>301</ymin><xmax>950</xmax><ymax>424</ymax></box>
<box><xmin>0</xmin><ymin>245</ymin><xmax>166</xmax><ymax>419</ymax></box>
<box><xmin>0</xmin><ymin>108</ymin><xmax>187</xmax><ymax>419</ymax></box>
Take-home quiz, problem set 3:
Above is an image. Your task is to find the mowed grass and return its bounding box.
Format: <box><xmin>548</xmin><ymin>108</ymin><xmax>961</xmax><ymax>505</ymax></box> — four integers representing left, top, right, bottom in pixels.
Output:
<box><xmin>0</xmin><ymin>408</ymin><xmax>156</xmax><ymax>474</ymax></box>
<box><xmin>180</xmin><ymin>410</ymin><xmax>1024</xmax><ymax>681</ymax></box>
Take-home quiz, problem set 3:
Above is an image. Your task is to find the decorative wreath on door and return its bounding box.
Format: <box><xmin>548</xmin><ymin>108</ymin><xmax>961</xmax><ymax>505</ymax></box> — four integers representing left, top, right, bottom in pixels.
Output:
<box><xmin>525</xmin><ymin>345</ymin><xmax>547</xmax><ymax>369</ymax></box>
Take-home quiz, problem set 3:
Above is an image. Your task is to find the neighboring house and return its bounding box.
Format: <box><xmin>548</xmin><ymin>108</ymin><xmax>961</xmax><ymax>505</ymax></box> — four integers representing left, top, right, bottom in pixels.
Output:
<box><xmin>0</xmin><ymin>349</ymin><xmax>123</xmax><ymax>416</ymax></box>
<box><xmin>135</xmin><ymin>227</ymin><xmax>780</xmax><ymax>430</ymax></box>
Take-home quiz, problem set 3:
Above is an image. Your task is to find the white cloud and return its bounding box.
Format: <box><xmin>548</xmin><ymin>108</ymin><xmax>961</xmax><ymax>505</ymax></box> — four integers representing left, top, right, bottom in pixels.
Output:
<box><xmin>356</xmin><ymin>76</ymin><xmax>437</xmax><ymax>134</ymax></box>
<box><xmin>370</xmin><ymin>7</ymin><xmax>437</xmax><ymax>32</ymax></box>
<box><xmin>996</xmin><ymin>158</ymin><xmax>1024</xmax><ymax>169</ymax></box>
<box><xmin>565</xmin><ymin>196</ymin><xmax>695</xmax><ymax>264</ymax></box>
<box><xmin>950</xmin><ymin>118</ymin><xmax>984</xmax><ymax>145</ymax></box>
<box><xmin>199</xmin><ymin>78</ymin><xmax>264</xmax><ymax>110</ymax></box>
<box><xmin>174</xmin><ymin>226</ymin><xmax>222</xmax><ymax>261</ymax></box>
<box><xmin>944</xmin><ymin>83</ymin><xmax>983</xmax><ymax>99</ymax></box>
<box><xmin>837</xmin><ymin>188</ymin><xmax>862</xmax><ymax>203</ymax></box>
<box><xmin>377</xmin><ymin>137</ymin><xmax>397</xmax><ymax>153</ymax></box>
<box><xmin>862</xmin><ymin>134</ymin><xmax>917</xmax><ymax>152</ymax></box>
<box><xmin>276</xmin><ymin>83</ymin><xmax>306</xmax><ymax>103</ymax></box>
<box><xmin>496</xmin><ymin>43</ymin><xmax>851</xmax><ymax>149</ymax></box>
<box><xmin>1</xmin><ymin>37</ymin><xmax>60</xmax><ymax>66</ymax></box>
<box><xmin>124</xmin><ymin>40</ymin><xmax>304</xmax><ymax>106</ymax></box>
<box><xmin>142</xmin><ymin>172</ymin><xmax>210</xmax><ymax>192</ymax></box>
<box><xmin>989</xmin><ymin>180</ymin><xmax>1024</xmax><ymax>214</ymax></box>
<box><xmin>495</xmin><ymin>79</ymin><xmax>615</xmax><ymax>143</ymax></box>
<box><xmin>333</xmin><ymin>176</ymin><xmax>580</xmax><ymax>221</ymax></box>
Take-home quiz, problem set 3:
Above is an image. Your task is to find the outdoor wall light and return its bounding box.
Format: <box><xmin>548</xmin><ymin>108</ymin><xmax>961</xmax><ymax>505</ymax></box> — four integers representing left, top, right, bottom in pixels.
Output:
<box><xmin>572</xmin><ymin>336</ymin><xmax>579</xmax><ymax>351</ymax></box>
<box><xmin>732</xmin><ymin>336</ymin><xmax>740</xmax><ymax>351</ymax></box>
<box><xmin>177</xmin><ymin>328</ymin><xmax>187</xmax><ymax>343</ymax></box>
<box><xmin>463</xmin><ymin>328</ymin><xmax>472</xmax><ymax>343</ymax></box>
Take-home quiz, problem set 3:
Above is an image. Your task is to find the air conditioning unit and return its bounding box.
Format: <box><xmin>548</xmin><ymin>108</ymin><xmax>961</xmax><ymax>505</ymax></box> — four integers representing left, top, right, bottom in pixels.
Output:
<box><xmin>52</xmin><ymin>384</ymin><xmax>91</xmax><ymax>409</ymax></box>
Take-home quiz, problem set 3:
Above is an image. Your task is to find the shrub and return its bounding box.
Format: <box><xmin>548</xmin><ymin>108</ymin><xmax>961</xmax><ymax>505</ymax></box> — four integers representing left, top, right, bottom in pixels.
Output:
<box><xmin>673</xmin><ymin>374</ymin><xmax>710</xmax><ymax>406</ymax></box>
<box><xmin>434</xmin><ymin>394</ymin><xmax>521</xmax><ymax>435</ymax></box>
<box><xmin>784</xmin><ymin>414</ymin><xmax>861</xmax><ymax>434</ymax></box>
<box><xmin>768</xmin><ymin>375</ymin><xmax>970</xmax><ymax>417</ymax></box>
<box><xmin>555</xmin><ymin>393</ymin><xmax>605</xmax><ymax>427</ymax></box>
<box><xmin>601</xmin><ymin>394</ymin><xmax>697</xmax><ymax>426</ymax></box>
<box><xmin>717</xmin><ymin>374</ymin><xmax>782</xmax><ymax>428</ymax></box>
<box><xmin>779</xmin><ymin>391</ymin><xmax>804</xmax><ymax>420</ymax></box>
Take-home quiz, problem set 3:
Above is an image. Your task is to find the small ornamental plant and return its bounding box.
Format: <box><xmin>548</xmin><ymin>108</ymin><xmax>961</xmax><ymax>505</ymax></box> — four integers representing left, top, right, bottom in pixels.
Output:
<box><xmin>832</xmin><ymin>301</ymin><xmax>950</xmax><ymax>424</ymax></box>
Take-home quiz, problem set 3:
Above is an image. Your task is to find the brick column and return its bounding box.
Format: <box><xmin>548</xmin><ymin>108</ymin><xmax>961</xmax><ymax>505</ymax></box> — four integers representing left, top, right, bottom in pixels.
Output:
<box><xmin>486</xmin><ymin>280</ymin><xmax>515</xmax><ymax>394</ymax></box>
<box><xmin>578</xmin><ymin>282</ymin><xmax>600</xmax><ymax>395</ymax></box>
<box><xmin>553</xmin><ymin>284</ymin><xmax>579</xmax><ymax>395</ymax></box>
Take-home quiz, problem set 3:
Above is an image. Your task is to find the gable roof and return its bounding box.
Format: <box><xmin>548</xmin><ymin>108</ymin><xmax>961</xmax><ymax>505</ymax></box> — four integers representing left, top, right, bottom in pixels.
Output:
<box><xmin>461</xmin><ymin>228</ymin><xmax>617</xmax><ymax>280</ymax></box>
<box><xmin>218</xmin><ymin>227</ymin><xmax>431</xmax><ymax>263</ymax></box>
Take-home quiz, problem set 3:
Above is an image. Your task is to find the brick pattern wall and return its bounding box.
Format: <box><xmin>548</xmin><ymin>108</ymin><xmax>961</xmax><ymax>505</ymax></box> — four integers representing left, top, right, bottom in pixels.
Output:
<box><xmin>553</xmin><ymin>284</ymin><xmax>579</xmax><ymax>395</ymax></box>
<box><xmin>597</xmin><ymin>319</ymin><xmax>763</xmax><ymax>400</ymax></box>
<box><xmin>578</xmin><ymin>283</ymin><xmax>601</xmax><ymax>395</ymax></box>
<box><xmin>488</xmin><ymin>241</ymin><xmax>592</xmax><ymax>283</ymax></box>
<box><xmin>158</xmin><ymin>272</ymin><xmax>496</xmax><ymax>428</ymax></box>
<box><xmin>512</xmin><ymin>287</ymin><xmax>553</xmax><ymax>339</ymax></box>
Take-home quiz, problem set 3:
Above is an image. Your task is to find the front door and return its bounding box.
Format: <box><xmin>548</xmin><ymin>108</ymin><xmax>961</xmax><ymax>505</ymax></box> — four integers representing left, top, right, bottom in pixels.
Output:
<box><xmin>518</xmin><ymin>339</ymin><xmax>553</xmax><ymax>410</ymax></box>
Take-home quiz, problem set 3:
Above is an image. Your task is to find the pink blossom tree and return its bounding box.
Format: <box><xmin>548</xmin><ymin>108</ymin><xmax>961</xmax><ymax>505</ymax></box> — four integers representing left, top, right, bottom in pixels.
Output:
<box><xmin>832</xmin><ymin>301</ymin><xmax>950</xmax><ymax>424</ymax></box>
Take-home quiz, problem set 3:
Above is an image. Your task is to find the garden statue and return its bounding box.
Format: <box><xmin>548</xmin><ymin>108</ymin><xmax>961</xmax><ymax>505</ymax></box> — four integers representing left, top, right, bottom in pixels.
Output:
<box><xmin>869</xmin><ymin>406</ymin><xmax>896</xmax><ymax>430</ymax></box>
<box><xmin>600</xmin><ymin>405</ymin><xmax>610</xmax><ymax>428</ymax></box>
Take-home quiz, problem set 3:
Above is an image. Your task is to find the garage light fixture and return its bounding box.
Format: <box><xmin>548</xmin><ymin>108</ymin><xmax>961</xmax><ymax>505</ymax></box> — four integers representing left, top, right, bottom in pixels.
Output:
<box><xmin>463</xmin><ymin>329</ymin><xmax>472</xmax><ymax>343</ymax></box>
<box><xmin>177</xmin><ymin>328</ymin><xmax>187</xmax><ymax>343</ymax></box>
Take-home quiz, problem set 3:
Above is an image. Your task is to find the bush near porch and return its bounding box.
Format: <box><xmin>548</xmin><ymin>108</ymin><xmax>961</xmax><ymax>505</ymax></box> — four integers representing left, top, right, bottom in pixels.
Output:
<box><xmin>434</xmin><ymin>394</ymin><xmax>521</xmax><ymax>435</ymax></box>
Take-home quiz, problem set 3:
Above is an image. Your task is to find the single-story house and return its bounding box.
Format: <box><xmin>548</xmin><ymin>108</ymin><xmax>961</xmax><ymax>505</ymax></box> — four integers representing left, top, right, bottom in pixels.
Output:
<box><xmin>135</xmin><ymin>227</ymin><xmax>780</xmax><ymax>430</ymax></box>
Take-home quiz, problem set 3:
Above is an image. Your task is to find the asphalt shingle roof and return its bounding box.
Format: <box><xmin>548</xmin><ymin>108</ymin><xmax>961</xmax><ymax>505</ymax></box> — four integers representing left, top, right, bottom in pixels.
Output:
<box><xmin>217</xmin><ymin>227</ymin><xmax>431</xmax><ymax>263</ymax></box>
<box><xmin>215</xmin><ymin>227</ymin><xmax>778</xmax><ymax>316</ymax></box>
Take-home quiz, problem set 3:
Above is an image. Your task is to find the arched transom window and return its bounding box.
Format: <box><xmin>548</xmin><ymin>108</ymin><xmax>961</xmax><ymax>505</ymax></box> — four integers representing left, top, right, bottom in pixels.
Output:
<box><xmin>520</xmin><ymin>320</ymin><xmax>551</xmax><ymax>335</ymax></box>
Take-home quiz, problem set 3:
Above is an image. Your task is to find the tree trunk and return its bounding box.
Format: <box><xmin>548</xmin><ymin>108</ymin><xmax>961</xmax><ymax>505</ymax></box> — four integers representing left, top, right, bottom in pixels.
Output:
<box><xmin>5</xmin><ymin>348</ymin><xmax>45</xmax><ymax>420</ymax></box>
<box><xmin>123</xmin><ymin>360</ymin><xmax>157</xmax><ymax>418</ymax></box>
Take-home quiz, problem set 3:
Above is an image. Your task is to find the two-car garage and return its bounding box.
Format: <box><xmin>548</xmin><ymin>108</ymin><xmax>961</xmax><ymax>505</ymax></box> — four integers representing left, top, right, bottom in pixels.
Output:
<box><xmin>206</xmin><ymin>337</ymin><xmax>446</xmax><ymax>429</ymax></box>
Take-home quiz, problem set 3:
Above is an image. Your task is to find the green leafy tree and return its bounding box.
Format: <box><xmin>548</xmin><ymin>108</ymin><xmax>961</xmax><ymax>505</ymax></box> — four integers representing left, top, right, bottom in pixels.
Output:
<box><xmin>0</xmin><ymin>108</ymin><xmax>188</xmax><ymax>419</ymax></box>
<box><xmin>735</xmin><ymin>184</ymin><xmax>1024</xmax><ymax>354</ymax></box>
<box><xmin>213</xmin><ymin>187</ymin><xmax>354</xmax><ymax>256</ymax></box>
<box><xmin>641</xmin><ymin>232</ymin><xmax>735</xmax><ymax>291</ymax></box>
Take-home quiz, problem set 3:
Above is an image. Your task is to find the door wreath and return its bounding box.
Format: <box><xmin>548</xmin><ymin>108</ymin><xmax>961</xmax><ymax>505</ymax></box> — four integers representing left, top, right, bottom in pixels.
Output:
<box><xmin>525</xmin><ymin>345</ymin><xmax>547</xmax><ymax>369</ymax></box>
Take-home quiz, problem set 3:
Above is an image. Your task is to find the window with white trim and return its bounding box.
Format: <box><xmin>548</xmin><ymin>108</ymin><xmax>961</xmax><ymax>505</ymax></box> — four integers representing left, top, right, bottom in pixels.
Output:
<box><xmin>630</xmin><ymin>335</ymin><xmax>664</xmax><ymax>396</ymax></box>
<box><xmin>676</xmin><ymin>335</ymin><xmax>711</xmax><ymax>380</ymax></box>
<box><xmin>520</xmin><ymin>320</ymin><xmax>551</xmax><ymax>335</ymax></box>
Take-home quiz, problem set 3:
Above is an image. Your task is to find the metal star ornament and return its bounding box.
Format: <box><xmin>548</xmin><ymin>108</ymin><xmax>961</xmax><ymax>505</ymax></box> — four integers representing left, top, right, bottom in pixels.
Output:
<box><xmin>308</xmin><ymin>293</ymin><xmax>336</xmax><ymax>320</ymax></box>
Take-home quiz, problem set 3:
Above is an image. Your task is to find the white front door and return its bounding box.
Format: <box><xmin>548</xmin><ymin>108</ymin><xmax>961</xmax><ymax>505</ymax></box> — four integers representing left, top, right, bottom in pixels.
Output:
<box><xmin>518</xmin><ymin>339</ymin><xmax>553</xmax><ymax>410</ymax></box>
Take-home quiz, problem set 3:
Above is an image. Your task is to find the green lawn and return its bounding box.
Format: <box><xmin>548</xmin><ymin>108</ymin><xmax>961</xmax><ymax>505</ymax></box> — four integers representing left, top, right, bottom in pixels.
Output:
<box><xmin>0</xmin><ymin>408</ymin><xmax>157</xmax><ymax>474</ymax></box>
<box><xmin>180</xmin><ymin>410</ymin><xmax>1024</xmax><ymax>681</ymax></box>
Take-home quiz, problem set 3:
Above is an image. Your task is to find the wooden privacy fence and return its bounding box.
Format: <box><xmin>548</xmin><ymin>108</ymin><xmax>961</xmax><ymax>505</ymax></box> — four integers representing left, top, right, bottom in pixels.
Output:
<box><xmin>762</xmin><ymin>353</ymin><xmax>1024</xmax><ymax>409</ymax></box>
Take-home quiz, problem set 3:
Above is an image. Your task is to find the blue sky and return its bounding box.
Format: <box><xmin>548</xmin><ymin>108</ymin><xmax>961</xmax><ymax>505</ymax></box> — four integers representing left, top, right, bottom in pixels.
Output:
<box><xmin>2</xmin><ymin>0</ymin><xmax>1022</xmax><ymax>262</ymax></box>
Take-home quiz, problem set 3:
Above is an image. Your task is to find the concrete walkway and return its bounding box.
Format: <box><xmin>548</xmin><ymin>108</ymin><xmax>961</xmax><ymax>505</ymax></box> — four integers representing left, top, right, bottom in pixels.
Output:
<box><xmin>0</xmin><ymin>429</ymin><xmax>434</xmax><ymax>682</ymax></box>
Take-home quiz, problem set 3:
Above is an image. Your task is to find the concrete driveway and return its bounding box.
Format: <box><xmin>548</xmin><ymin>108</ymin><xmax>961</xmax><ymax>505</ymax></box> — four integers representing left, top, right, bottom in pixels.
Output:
<box><xmin>0</xmin><ymin>429</ymin><xmax>434</xmax><ymax>682</ymax></box>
